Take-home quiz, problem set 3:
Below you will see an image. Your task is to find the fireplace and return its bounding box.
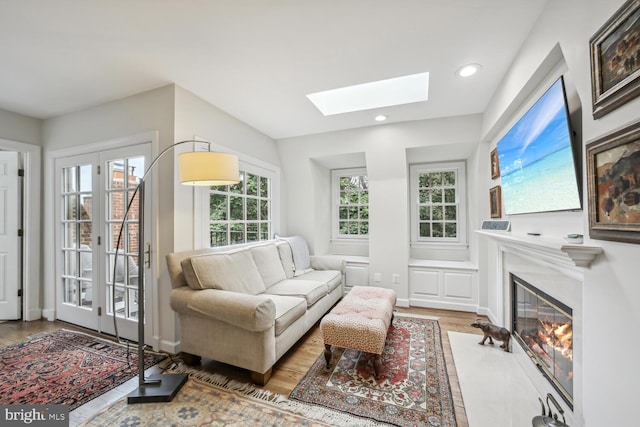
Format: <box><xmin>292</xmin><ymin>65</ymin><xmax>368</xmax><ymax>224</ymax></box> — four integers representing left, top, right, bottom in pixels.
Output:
<box><xmin>511</xmin><ymin>274</ymin><xmax>573</xmax><ymax>409</ymax></box>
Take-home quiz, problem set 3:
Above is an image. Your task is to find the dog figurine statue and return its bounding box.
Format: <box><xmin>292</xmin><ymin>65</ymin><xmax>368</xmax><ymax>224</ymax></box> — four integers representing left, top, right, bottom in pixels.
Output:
<box><xmin>471</xmin><ymin>319</ymin><xmax>511</xmax><ymax>352</ymax></box>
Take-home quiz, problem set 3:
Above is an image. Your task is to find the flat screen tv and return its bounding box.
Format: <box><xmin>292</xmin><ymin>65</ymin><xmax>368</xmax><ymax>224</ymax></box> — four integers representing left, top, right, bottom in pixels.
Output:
<box><xmin>497</xmin><ymin>77</ymin><xmax>582</xmax><ymax>215</ymax></box>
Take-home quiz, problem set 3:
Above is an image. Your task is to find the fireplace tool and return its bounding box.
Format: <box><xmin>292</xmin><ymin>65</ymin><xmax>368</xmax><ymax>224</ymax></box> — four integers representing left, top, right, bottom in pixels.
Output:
<box><xmin>532</xmin><ymin>393</ymin><xmax>569</xmax><ymax>427</ymax></box>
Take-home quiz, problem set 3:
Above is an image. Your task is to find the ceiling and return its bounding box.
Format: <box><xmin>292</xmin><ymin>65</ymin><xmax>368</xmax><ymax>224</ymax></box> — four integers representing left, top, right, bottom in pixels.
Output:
<box><xmin>0</xmin><ymin>1</ymin><xmax>548</xmax><ymax>140</ymax></box>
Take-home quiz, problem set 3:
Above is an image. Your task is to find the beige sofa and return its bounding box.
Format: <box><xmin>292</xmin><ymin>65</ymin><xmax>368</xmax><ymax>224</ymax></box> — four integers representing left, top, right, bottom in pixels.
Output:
<box><xmin>167</xmin><ymin>238</ymin><xmax>344</xmax><ymax>385</ymax></box>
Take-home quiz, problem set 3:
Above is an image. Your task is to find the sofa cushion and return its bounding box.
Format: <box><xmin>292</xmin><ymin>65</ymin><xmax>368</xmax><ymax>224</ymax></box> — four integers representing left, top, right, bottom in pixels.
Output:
<box><xmin>251</xmin><ymin>244</ymin><xmax>287</xmax><ymax>288</ymax></box>
<box><xmin>181</xmin><ymin>250</ymin><xmax>266</xmax><ymax>295</ymax></box>
<box><xmin>294</xmin><ymin>270</ymin><xmax>342</xmax><ymax>293</ymax></box>
<box><xmin>263</xmin><ymin>295</ymin><xmax>307</xmax><ymax>336</ymax></box>
<box><xmin>263</xmin><ymin>279</ymin><xmax>327</xmax><ymax>307</ymax></box>
<box><xmin>185</xmin><ymin>289</ymin><xmax>276</xmax><ymax>332</ymax></box>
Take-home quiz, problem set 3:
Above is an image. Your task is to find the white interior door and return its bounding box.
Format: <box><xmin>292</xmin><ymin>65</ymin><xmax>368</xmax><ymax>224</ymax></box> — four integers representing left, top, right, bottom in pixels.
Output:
<box><xmin>55</xmin><ymin>144</ymin><xmax>151</xmax><ymax>342</ymax></box>
<box><xmin>0</xmin><ymin>151</ymin><xmax>21</xmax><ymax>320</ymax></box>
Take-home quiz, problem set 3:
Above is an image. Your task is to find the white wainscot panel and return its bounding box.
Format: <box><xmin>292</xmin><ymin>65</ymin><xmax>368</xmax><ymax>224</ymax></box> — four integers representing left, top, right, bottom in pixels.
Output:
<box><xmin>409</xmin><ymin>270</ymin><xmax>439</xmax><ymax>296</ymax></box>
<box><xmin>344</xmin><ymin>261</ymin><xmax>369</xmax><ymax>294</ymax></box>
<box><xmin>444</xmin><ymin>272</ymin><xmax>473</xmax><ymax>298</ymax></box>
<box><xmin>409</xmin><ymin>263</ymin><xmax>477</xmax><ymax>312</ymax></box>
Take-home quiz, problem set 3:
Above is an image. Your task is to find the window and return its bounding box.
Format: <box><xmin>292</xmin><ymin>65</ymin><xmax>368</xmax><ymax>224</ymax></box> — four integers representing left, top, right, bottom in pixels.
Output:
<box><xmin>332</xmin><ymin>168</ymin><xmax>369</xmax><ymax>239</ymax></box>
<box><xmin>208</xmin><ymin>170</ymin><xmax>271</xmax><ymax>246</ymax></box>
<box><xmin>410</xmin><ymin>162</ymin><xmax>466</xmax><ymax>244</ymax></box>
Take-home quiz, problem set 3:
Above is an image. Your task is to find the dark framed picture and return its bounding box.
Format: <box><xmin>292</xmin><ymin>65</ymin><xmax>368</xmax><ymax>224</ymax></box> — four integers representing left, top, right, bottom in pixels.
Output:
<box><xmin>490</xmin><ymin>148</ymin><xmax>500</xmax><ymax>179</ymax></box>
<box><xmin>586</xmin><ymin>119</ymin><xmax>640</xmax><ymax>243</ymax></box>
<box><xmin>589</xmin><ymin>0</ymin><xmax>640</xmax><ymax>119</ymax></box>
<box><xmin>490</xmin><ymin>185</ymin><xmax>502</xmax><ymax>218</ymax></box>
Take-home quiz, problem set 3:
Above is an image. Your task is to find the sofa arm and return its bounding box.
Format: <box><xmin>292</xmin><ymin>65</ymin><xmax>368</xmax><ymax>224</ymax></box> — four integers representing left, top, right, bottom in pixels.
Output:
<box><xmin>310</xmin><ymin>255</ymin><xmax>346</xmax><ymax>272</ymax></box>
<box><xmin>171</xmin><ymin>287</ymin><xmax>276</xmax><ymax>332</ymax></box>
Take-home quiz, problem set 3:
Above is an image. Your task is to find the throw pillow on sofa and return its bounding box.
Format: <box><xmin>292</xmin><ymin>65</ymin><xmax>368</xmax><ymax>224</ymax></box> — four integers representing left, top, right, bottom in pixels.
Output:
<box><xmin>275</xmin><ymin>235</ymin><xmax>313</xmax><ymax>276</ymax></box>
<box><xmin>181</xmin><ymin>250</ymin><xmax>266</xmax><ymax>295</ymax></box>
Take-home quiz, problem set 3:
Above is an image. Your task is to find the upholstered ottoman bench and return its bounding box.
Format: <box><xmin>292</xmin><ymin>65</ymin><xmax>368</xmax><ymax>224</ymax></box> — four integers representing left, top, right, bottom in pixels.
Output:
<box><xmin>320</xmin><ymin>285</ymin><xmax>397</xmax><ymax>378</ymax></box>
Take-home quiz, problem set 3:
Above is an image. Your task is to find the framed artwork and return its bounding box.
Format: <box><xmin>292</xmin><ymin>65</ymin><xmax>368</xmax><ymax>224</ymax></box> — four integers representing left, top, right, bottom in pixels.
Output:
<box><xmin>586</xmin><ymin>119</ymin><xmax>640</xmax><ymax>243</ymax></box>
<box><xmin>589</xmin><ymin>0</ymin><xmax>640</xmax><ymax>119</ymax></box>
<box><xmin>490</xmin><ymin>148</ymin><xmax>500</xmax><ymax>179</ymax></box>
<box><xmin>490</xmin><ymin>185</ymin><xmax>502</xmax><ymax>218</ymax></box>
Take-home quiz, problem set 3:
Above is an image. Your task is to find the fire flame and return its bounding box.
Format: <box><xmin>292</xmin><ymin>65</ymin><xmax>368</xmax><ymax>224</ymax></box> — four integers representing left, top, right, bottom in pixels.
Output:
<box><xmin>537</xmin><ymin>320</ymin><xmax>573</xmax><ymax>362</ymax></box>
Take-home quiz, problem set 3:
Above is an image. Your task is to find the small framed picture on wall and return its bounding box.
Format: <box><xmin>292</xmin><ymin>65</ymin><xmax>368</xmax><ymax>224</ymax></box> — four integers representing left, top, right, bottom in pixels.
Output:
<box><xmin>490</xmin><ymin>148</ymin><xmax>500</xmax><ymax>179</ymax></box>
<box><xmin>490</xmin><ymin>185</ymin><xmax>502</xmax><ymax>218</ymax></box>
<box><xmin>589</xmin><ymin>0</ymin><xmax>640</xmax><ymax>118</ymax></box>
<box><xmin>586</xmin><ymin>118</ymin><xmax>640</xmax><ymax>243</ymax></box>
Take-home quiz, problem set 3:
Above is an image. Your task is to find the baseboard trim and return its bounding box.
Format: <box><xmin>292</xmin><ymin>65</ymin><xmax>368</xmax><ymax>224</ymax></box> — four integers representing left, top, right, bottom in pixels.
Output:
<box><xmin>24</xmin><ymin>308</ymin><xmax>43</xmax><ymax>321</ymax></box>
<box><xmin>157</xmin><ymin>337</ymin><xmax>181</xmax><ymax>355</ymax></box>
<box><xmin>409</xmin><ymin>298</ymin><xmax>478</xmax><ymax>313</ymax></box>
<box><xmin>396</xmin><ymin>298</ymin><xmax>410</xmax><ymax>308</ymax></box>
<box><xmin>42</xmin><ymin>308</ymin><xmax>55</xmax><ymax>321</ymax></box>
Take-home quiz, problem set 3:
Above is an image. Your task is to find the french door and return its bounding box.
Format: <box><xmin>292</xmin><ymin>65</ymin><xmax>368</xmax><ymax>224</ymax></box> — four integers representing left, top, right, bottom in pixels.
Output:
<box><xmin>55</xmin><ymin>144</ymin><xmax>151</xmax><ymax>342</ymax></box>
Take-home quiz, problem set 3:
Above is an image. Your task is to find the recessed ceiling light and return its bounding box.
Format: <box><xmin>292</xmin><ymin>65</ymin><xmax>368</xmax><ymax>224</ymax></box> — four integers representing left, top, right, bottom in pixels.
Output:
<box><xmin>456</xmin><ymin>64</ymin><xmax>482</xmax><ymax>78</ymax></box>
<box><xmin>374</xmin><ymin>115</ymin><xmax>387</xmax><ymax>122</ymax></box>
<box><xmin>307</xmin><ymin>72</ymin><xmax>429</xmax><ymax>116</ymax></box>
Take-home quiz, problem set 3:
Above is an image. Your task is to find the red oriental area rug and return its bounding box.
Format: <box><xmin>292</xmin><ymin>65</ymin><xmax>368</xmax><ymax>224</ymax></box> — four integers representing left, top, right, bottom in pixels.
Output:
<box><xmin>290</xmin><ymin>315</ymin><xmax>457</xmax><ymax>427</ymax></box>
<box><xmin>0</xmin><ymin>329</ymin><xmax>165</xmax><ymax>410</ymax></box>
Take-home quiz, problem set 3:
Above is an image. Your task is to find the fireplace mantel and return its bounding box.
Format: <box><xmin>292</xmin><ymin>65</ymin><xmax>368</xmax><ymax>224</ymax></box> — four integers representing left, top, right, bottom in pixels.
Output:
<box><xmin>476</xmin><ymin>230</ymin><xmax>603</xmax><ymax>268</ymax></box>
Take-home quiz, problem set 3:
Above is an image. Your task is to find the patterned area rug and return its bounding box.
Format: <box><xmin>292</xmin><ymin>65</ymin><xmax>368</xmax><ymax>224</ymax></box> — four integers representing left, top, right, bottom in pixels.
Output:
<box><xmin>79</xmin><ymin>367</ymin><xmax>386</xmax><ymax>427</ymax></box>
<box><xmin>0</xmin><ymin>329</ymin><xmax>165</xmax><ymax>410</ymax></box>
<box><xmin>290</xmin><ymin>315</ymin><xmax>457</xmax><ymax>427</ymax></box>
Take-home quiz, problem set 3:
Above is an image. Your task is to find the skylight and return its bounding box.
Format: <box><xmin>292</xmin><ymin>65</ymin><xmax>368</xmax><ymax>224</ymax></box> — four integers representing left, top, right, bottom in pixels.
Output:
<box><xmin>306</xmin><ymin>72</ymin><xmax>429</xmax><ymax>116</ymax></box>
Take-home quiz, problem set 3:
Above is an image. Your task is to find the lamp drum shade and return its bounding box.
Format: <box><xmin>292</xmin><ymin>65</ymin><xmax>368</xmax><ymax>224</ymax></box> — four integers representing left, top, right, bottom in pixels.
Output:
<box><xmin>178</xmin><ymin>151</ymin><xmax>240</xmax><ymax>186</ymax></box>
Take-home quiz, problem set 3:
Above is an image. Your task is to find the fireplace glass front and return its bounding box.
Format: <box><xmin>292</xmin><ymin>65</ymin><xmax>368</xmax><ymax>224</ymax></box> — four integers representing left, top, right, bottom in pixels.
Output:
<box><xmin>511</xmin><ymin>274</ymin><xmax>573</xmax><ymax>409</ymax></box>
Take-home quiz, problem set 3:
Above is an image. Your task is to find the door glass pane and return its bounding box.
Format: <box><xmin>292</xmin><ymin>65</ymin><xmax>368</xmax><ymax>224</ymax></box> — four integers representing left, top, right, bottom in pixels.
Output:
<box><xmin>79</xmin><ymin>194</ymin><xmax>92</xmax><ymax>220</ymax></box>
<box><xmin>127</xmin><ymin>224</ymin><xmax>140</xmax><ymax>254</ymax></box>
<box><xmin>80</xmin><ymin>280</ymin><xmax>93</xmax><ymax>306</ymax></box>
<box><xmin>79</xmin><ymin>165</ymin><xmax>92</xmax><ymax>192</ymax></box>
<box><xmin>63</xmin><ymin>223</ymin><xmax>76</xmax><ymax>249</ymax></box>
<box><xmin>128</xmin><ymin>288</ymin><xmax>139</xmax><ymax>319</ymax></box>
<box><xmin>63</xmin><ymin>166</ymin><xmax>77</xmax><ymax>192</ymax></box>
<box><xmin>64</xmin><ymin>278</ymin><xmax>78</xmax><ymax>305</ymax></box>
<box><xmin>64</xmin><ymin>195</ymin><xmax>77</xmax><ymax>220</ymax></box>
<box><xmin>63</xmin><ymin>250</ymin><xmax>77</xmax><ymax>276</ymax></box>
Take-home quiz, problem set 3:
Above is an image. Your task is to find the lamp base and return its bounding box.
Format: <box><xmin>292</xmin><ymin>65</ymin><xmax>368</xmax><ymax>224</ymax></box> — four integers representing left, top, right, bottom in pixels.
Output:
<box><xmin>127</xmin><ymin>373</ymin><xmax>189</xmax><ymax>404</ymax></box>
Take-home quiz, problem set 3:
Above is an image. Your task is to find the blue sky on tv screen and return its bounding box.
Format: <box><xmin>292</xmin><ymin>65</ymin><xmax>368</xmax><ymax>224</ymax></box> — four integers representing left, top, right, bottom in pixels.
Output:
<box><xmin>496</xmin><ymin>78</ymin><xmax>581</xmax><ymax>215</ymax></box>
<box><xmin>497</xmin><ymin>79</ymin><xmax>570</xmax><ymax>176</ymax></box>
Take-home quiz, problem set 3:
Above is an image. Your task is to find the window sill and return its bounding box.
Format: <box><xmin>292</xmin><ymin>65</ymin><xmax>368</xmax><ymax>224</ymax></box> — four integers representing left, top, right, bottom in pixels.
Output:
<box><xmin>409</xmin><ymin>258</ymin><xmax>477</xmax><ymax>271</ymax></box>
<box><xmin>410</xmin><ymin>242</ymin><xmax>469</xmax><ymax>251</ymax></box>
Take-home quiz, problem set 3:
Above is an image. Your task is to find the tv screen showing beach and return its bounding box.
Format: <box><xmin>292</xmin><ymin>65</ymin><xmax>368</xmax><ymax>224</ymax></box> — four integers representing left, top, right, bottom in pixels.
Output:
<box><xmin>497</xmin><ymin>78</ymin><xmax>581</xmax><ymax>215</ymax></box>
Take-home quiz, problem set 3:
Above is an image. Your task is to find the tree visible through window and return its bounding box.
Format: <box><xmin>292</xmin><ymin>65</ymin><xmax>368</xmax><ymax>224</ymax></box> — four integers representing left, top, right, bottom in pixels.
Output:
<box><xmin>209</xmin><ymin>171</ymin><xmax>271</xmax><ymax>246</ymax></box>
<box><xmin>418</xmin><ymin>171</ymin><xmax>457</xmax><ymax>239</ymax></box>
<box><xmin>333</xmin><ymin>169</ymin><xmax>369</xmax><ymax>239</ymax></box>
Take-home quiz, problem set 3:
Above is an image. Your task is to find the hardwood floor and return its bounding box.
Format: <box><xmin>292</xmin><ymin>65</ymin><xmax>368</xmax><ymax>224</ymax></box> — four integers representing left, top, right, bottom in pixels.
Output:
<box><xmin>0</xmin><ymin>307</ymin><xmax>485</xmax><ymax>426</ymax></box>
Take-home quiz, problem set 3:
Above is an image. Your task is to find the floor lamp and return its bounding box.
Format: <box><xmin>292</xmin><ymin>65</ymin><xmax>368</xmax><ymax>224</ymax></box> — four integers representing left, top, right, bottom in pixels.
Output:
<box><xmin>116</xmin><ymin>140</ymin><xmax>240</xmax><ymax>404</ymax></box>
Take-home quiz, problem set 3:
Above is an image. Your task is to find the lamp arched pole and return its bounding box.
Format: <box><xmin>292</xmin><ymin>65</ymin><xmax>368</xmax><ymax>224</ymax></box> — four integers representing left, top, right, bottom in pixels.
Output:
<box><xmin>112</xmin><ymin>139</ymin><xmax>215</xmax><ymax>403</ymax></box>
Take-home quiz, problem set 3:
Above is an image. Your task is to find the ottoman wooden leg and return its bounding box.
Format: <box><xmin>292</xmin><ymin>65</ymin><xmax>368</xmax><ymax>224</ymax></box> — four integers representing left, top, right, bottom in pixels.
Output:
<box><xmin>373</xmin><ymin>354</ymin><xmax>382</xmax><ymax>379</ymax></box>
<box><xmin>324</xmin><ymin>344</ymin><xmax>332</xmax><ymax>368</ymax></box>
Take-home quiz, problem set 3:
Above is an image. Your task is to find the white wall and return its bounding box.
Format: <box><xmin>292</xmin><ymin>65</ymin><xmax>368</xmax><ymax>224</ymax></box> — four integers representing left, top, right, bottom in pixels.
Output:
<box><xmin>480</xmin><ymin>0</ymin><xmax>640</xmax><ymax>425</ymax></box>
<box><xmin>277</xmin><ymin>115</ymin><xmax>482</xmax><ymax>305</ymax></box>
<box><xmin>0</xmin><ymin>109</ymin><xmax>42</xmax><ymax>321</ymax></box>
<box><xmin>0</xmin><ymin>108</ymin><xmax>41</xmax><ymax>146</ymax></box>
